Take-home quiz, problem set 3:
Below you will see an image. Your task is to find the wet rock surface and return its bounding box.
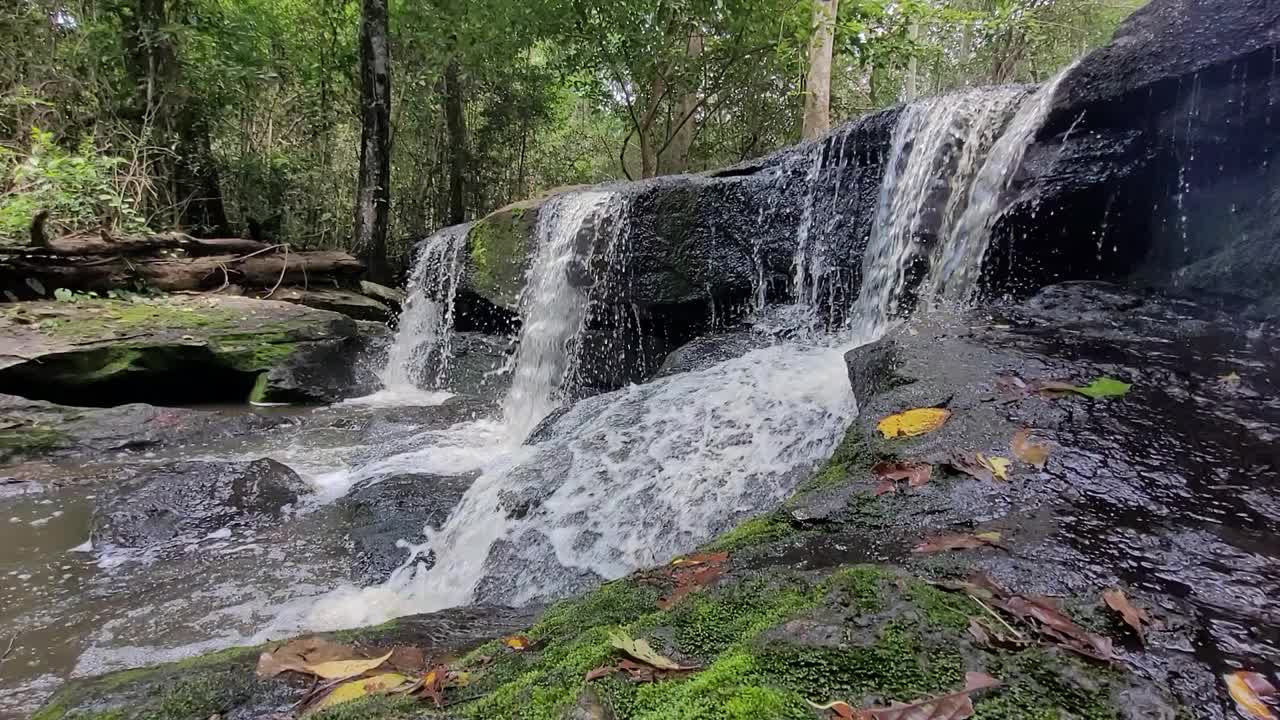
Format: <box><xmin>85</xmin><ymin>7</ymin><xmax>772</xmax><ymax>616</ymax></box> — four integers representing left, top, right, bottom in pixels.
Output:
<box><xmin>993</xmin><ymin>0</ymin><xmax>1280</xmax><ymax>314</ymax></box>
<box><xmin>343</xmin><ymin>472</ymin><xmax>476</xmax><ymax>583</ymax></box>
<box><xmin>91</xmin><ymin>458</ymin><xmax>310</xmax><ymax>548</ymax></box>
<box><xmin>834</xmin><ymin>281</ymin><xmax>1280</xmax><ymax>716</ymax></box>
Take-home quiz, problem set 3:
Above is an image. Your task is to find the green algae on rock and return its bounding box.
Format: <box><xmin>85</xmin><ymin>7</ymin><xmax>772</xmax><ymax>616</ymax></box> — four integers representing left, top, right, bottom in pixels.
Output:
<box><xmin>0</xmin><ymin>295</ymin><xmax>372</xmax><ymax>406</ymax></box>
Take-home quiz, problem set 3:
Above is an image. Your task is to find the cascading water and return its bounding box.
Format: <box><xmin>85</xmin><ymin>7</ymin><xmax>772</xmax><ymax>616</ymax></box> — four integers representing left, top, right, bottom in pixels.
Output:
<box><xmin>501</xmin><ymin>191</ymin><xmax>618</xmax><ymax>442</ymax></box>
<box><xmin>925</xmin><ymin>65</ymin><xmax>1078</xmax><ymax>302</ymax></box>
<box><xmin>365</xmin><ymin>226</ymin><xmax>466</xmax><ymax>405</ymax></box>
<box><xmin>276</xmin><ymin>73</ymin><xmax>1071</xmax><ymax>636</ymax></box>
<box><xmin>851</xmin><ymin>87</ymin><xmax>1028</xmax><ymax>336</ymax></box>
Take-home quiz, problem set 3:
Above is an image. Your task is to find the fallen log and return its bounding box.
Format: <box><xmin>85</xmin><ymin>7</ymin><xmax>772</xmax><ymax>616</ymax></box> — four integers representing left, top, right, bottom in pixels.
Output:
<box><xmin>3</xmin><ymin>230</ymin><xmax>271</xmax><ymax>257</ymax></box>
<box><xmin>0</xmin><ymin>250</ymin><xmax>364</xmax><ymax>294</ymax></box>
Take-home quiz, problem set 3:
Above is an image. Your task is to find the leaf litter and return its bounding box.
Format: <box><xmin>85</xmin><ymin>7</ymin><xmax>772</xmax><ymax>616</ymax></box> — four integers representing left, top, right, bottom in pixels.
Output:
<box><xmin>635</xmin><ymin>551</ymin><xmax>729</xmax><ymax>610</ymax></box>
<box><xmin>1226</xmin><ymin>671</ymin><xmax>1279</xmax><ymax>720</ymax></box>
<box><xmin>1101</xmin><ymin>589</ymin><xmax>1153</xmax><ymax>643</ymax></box>
<box><xmin>586</xmin><ymin>630</ymin><xmax>700</xmax><ymax>682</ymax></box>
<box><xmin>1010</xmin><ymin>429</ymin><xmax>1050</xmax><ymax>468</ymax></box>
<box><xmin>912</xmin><ymin>532</ymin><xmax>1007</xmax><ymax>554</ymax></box>
<box><xmin>808</xmin><ymin>671</ymin><xmax>1001</xmax><ymax>720</ymax></box>
<box><xmin>947</xmin><ymin>453</ymin><xmax>1011</xmax><ymax>483</ymax></box>
<box><xmin>933</xmin><ymin>573</ymin><xmax>1114</xmax><ymax>661</ymax></box>
<box><xmin>872</xmin><ymin>461</ymin><xmax>933</xmax><ymax>496</ymax></box>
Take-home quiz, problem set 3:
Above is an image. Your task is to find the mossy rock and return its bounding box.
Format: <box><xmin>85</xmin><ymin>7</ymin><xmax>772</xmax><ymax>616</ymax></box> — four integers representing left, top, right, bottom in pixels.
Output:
<box><xmin>0</xmin><ymin>295</ymin><xmax>365</xmax><ymax>406</ymax></box>
<box><xmin>466</xmin><ymin>200</ymin><xmax>542</xmax><ymax>311</ymax></box>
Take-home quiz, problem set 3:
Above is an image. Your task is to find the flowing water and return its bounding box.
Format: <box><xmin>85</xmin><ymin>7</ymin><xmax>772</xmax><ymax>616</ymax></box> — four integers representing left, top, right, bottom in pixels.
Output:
<box><xmin>0</xmin><ymin>76</ymin><xmax>1073</xmax><ymax>715</ymax></box>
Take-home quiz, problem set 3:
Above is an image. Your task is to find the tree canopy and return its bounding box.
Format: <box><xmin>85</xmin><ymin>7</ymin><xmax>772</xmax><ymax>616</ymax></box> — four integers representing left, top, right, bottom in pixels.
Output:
<box><xmin>0</xmin><ymin>0</ymin><xmax>1142</xmax><ymax>273</ymax></box>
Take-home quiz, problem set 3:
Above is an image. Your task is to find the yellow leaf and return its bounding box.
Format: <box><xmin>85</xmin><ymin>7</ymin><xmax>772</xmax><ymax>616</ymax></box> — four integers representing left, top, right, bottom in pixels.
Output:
<box><xmin>975</xmin><ymin>531</ymin><xmax>1003</xmax><ymax>544</ymax></box>
<box><xmin>978</xmin><ymin>454</ymin><xmax>1011</xmax><ymax>482</ymax></box>
<box><xmin>1010</xmin><ymin>429</ymin><xmax>1050</xmax><ymax>468</ymax></box>
<box><xmin>503</xmin><ymin>635</ymin><xmax>532</xmax><ymax>650</ymax></box>
<box><xmin>304</xmin><ymin>650</ymin><xmax>393</xmax><ymax>680</ymax></box>
<box><xmin>1220</xmin><ymin>372</ymin><xmax>1242</xmax><ymax>386</ymax></box>
<box><xmin>1226</xmin><ymin>672</ymin><xmax>1279</xmax><ymax>720</ymax></box>
<box><xmin>304</xmin><ymin>673</ymin><xmax>410</xmax><ymax>716</ymax></box>
<box><xmin>877</xmin><ymin>408</ymin><xmax>951</xmax><ymax>439</ymax></box>
<box><xmin>607</xmin><ymin>630</ymin><xmax>696</xmax><ymax>671</ymax></box>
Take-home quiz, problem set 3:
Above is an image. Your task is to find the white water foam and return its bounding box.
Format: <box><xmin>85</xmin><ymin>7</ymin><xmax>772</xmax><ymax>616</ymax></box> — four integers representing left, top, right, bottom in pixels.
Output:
<box><xmin>280</xmin><ymin>340</ymin><xmax>856</xmax><ymax>632</ymax></box>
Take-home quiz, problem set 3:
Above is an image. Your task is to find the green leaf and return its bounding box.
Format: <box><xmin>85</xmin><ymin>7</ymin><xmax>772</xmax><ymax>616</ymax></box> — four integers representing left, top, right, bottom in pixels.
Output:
<box><xmin>1073</xmin><ymin>377</ymin><xmax>1131</xmax><ymax>399</ymax></box>
<box><xmin>607</xmin><ymin>630</ymin><xmax>696</xmax><ymax>670</ymax></box>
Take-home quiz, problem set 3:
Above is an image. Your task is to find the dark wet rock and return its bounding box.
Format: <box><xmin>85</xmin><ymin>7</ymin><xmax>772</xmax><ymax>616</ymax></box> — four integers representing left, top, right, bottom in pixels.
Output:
<box><xmin>443</xmin><ymin>331</ymin><xmax>510</xmax><ymax>397</ymax></box>
<box><xmin>342</xmin><ymin>473</ymin><xmax>475</xmax><ymax>583</ymax></box>
<box><xmin>0</xmin><ymin>393</ymin><xmax>287</xmax><ymax>466</ymax></box>
<box><xmin>91</xmin><ymin>458</ymin><xmax>310</xmax><ymax>548</ymax></box>
<box><xmin>258</xmin><ymin>327</ymin><xmax>387</xmax><ymax>405</ymax></box>
<box><xmin>814</xmin><ymin>281</ymin><xmax>1280</xmax><ymax>715</ymax></box>
<box><xmin>652</xmin><ymin>329</ymin><xmax>770</xmax><ymax>378</ymax></box>
<box><xmin>36</xmin><ymin>604</ymin><xmax>539</xmax><ymax>720</ymax></box>
<box><xmin>0</xmin><ymin>295</ymin><xmax>371</xmax><ymax>406</ymax></box>
<box><xmin>842</xmin><ymin>334</ymin><xmax>914</xmax><ymax>401</ymax></box>
<box><xmin>990</xmin><ymin>0</ymin><xmax>1280</xmax><ymax>314</ymax></box>
<box><xmin>271</xmin><ymin>287</ymin><xmax>393</xmax><ymax>322</ymax></box>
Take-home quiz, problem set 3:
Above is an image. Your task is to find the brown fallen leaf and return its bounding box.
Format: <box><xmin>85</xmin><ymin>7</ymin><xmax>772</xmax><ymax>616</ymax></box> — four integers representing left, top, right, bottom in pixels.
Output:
<box><xmin>1102</xmin><ymin>589</ymin><xmax>1152</xmax><ymax>642</ymax></box>
<box><xmin>652</xmin><ymin>553</ymin><xmax>730</xmax><ymax>609</ymax></box>
<box><xmin>1029</xmin><ymin>379</ymin><xmax>1079</xmax><ymax>396</ymax></box>
<box><xmin>874</xmin><ymin>478</ymin><xmax>897</xmax><ymax>497</ymax></box>
<box><xmin>1010</xmin><ymin>429</ymin><xmax>1050</xmax><ymax>469</ymax></box>
<box><xmin>419</xmin><ymin>664</ymin><xmax>448</xmax><ymax>707</ymax></box>
<box><xmin>912</xmin><ymin>532</ymin><xmax>1008</xmax><ymax>554</ymax></box>
<box><xmin>948</xmin><ymin>453</ymin><xmax>1011</xmax><ymax>482</ymax></box>
<box><xmin>813</xmin><ymin>671</ymin><xmax>1001</xmax><ymax>720</ymax></box>
<box><xmin>873</xmin><ymin>461</ymin><xmax>933</xmax><ymax>490</ymax></box>
<box><xmin>386</xmin><ymin>646</ymin><xmax>427</xmax><ymax>673</ymax></box>
<box><xmin>967</xmin><ymin>617</ymin><xmax>1029</xmax><ymax>650</ymax></box>
<box><xmin>1002</xmin><ymin>595</ymin><xmax>1113</xmax><ymax>661</ymax></box>
<box><xmin>256</xmin><ymin>637</ymin><xmax>367</xmax><ymax>679</ymax></box>
<box><xmin>805</xmin><ymin>699</ymin><xmax>855</xmax><ymax>719</ymax></box>
<box><xmin>586</xmin><ymin>658</ymin><xmax>695</xmax><ymax>683</ymax></box>
<box><xmin>1226</xmin><ymin>671</ymin><xmax>1279</xmax><ymax>720</ymax></box>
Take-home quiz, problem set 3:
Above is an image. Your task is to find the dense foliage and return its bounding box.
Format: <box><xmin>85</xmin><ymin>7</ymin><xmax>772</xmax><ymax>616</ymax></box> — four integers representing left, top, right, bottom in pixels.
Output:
<box><xmin>1</xmin><ymin>0</ymin><xmax>1140</xmax><ymax>272</ymax></box>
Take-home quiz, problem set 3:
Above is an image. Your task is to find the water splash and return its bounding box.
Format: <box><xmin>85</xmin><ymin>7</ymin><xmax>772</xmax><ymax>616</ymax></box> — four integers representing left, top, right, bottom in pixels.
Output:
<box><xmin>791</xmin><ymin>148</ymin><xmax>825</xmax><ymax>307</ymax></box>
<box><xmin>501</xmin><ymin>191</ymin><xmax>620</xmax><ymax>442</ymax></box>
<box><xmin>296</xmin><ymin>341</ymin><xmax>856</xmax><ymax>629</ymax></box>
<box><xmin>370</xmin><ymin>226</ymin><xmax>466</xmax><ymax>405</ymax></box>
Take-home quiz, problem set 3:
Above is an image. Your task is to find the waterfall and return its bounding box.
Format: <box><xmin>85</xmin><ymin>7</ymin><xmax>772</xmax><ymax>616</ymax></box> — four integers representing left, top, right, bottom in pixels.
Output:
<box><xmin>925</xmin><ymin>65</ymin><xmax>1078</xmax><ymax>302</ymax></box>
<box><xmin>790</xmin><ymin>149</ymin><xmax>825</xmax><ymax>307</ymax></box>
<box><xmin>500</xmin><ymin>191</ymin><xmax>619</xmax><ymax>442</ymax></box>
<box><xmin>369</xmin><ymin>226</ymin><xmax>466</xmax><ymax>405</ymax></box>
<box><xmin>851</xmin><ymin>87</ymin><xmax>1028</xmax><ymax>336</ymax></box>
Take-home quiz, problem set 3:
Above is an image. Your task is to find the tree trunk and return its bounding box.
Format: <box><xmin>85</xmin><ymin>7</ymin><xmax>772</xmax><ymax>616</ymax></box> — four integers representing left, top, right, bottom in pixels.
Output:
<box><xmin>802</xmin><ymin>0</ymin><xmax>839</xmax><ymax>140</ymax></box>
<box><xmin>353</xmin><ymin>0</ymin><xmax>392</xmax><ymax>284</ymax></box>
<box><xmin>444</xmin><ymin>58</ymin><xmax>468</xmax><ymax>225</ymax></box>
<box><xmin>659</xmin><ymin>32</ymin><xmax>704</xmax><ymax>175</ymax></box>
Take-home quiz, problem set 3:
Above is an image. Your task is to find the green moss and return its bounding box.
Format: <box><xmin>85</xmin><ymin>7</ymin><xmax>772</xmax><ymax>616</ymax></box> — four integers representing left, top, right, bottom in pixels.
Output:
<box><xmin>0</xmin><ymin>422</ymin><xmax>66</xmax><ymax>459</ymax></box>
<box><xmin>825</xmin><ymin>565</ymin><xmax>889</xmax><ymax>613</ymax></box>
<box><xmin>795</xmin><ymin>423</ymin><xmax>874</xmax><ymax>495</ymax></box>
<box><xmin>702</xmin><ymin>514</ymin><xmax>794</xmax><ymax>552</ymax></box>
<box><xmin>467</xmin><ymin>204</ymin><xmax>536</xmax><ymax>309</ymax></box>
<box><xmin>660</xmin><ymin>578</ymin><xmax>818</xmax><ymax>659</ymax></box>
<box><xmin>973</xmin><ymin>649</ymin><xmax>1121</xmax><ymax>720</ymax></box>
<box><xmin>629</xmin><ymin>651</ymin><xmax>808</xmax><ymax>720</ymax></box>
<box><xmin>309</xmin><ymin>694</ymin><xmax>419</xmax><ymax>720</ymax></box>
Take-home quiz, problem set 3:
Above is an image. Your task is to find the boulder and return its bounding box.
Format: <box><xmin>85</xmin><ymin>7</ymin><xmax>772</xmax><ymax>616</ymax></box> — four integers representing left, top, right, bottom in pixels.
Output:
<box><xmin>0</xmin><ymin>393</ymin><xmax>286</xmax><ymax>465</ymax></box>
<box><xmin>91</xmin><ymin>458</ymin><xmax>310</xmax><ymax>548</ymax></box>
<box><xmin>0</xmin><ymin>295</ymin><xmax>377</xmax><ymax>406</ymax></box>
<box><xmin>988</xmin><ymin>0</ymin><xmax>1280</xmax><ymax>314</ymax></box>
<box><xmin>435</xmin><ymin>106</ymin><xmax>901</xmax><ymax>318</ymax></box>
<box><xmin>341</xmin><ymin>473</ymin><xmax>475</xmax><ymax>583</ymax></box>
<box><xmin>270</xmin><ymin>287</ymin><xmax>392</xmax><ymax>322</ymax></box>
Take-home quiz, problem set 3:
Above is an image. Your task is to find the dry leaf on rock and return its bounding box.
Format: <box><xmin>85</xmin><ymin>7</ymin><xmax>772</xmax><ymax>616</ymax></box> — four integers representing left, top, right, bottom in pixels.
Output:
<box><xmin>305</xmin><ymin>650</ymin><xmax>394</xmax><ymax>680</ymax></box>
<box><xmin>607</xmin><ymin>631</ymin><xmax>699</xmax><ymax>671</ymax></box>
<box><xmin>877</xmin><ymin>408</ymin><xmax>951</xmax><ymax>439</ymax></box>
<box><xmin>805</xmin><ymin>699</ymin><xmax>856</xmax><ymax>719</ymax></box>
<box><xmin>386</xmin><ymin>646</ymin><xmax>426</xmax><ymax>672</ymax></box>
<box><xmin>912</xmin><ymin>532</ymin><xmax>1007</xmax><ymax>554</ymax></box>
<box><xmin>873</xmin><ymin>461</ymin><xmax>933</xmax><ymax>490</ymax></box>
<box><xmin>811</xmin><ymin>672</ymin><xmax>1001</xmax><ymax>720</ymax></box>
<box><xmin>1102</xmin><ymin>589</ymin><xmax>1152</xmax><ymax>642</ymax></box>
<box><xmin>1226</xmin><ymin>671</ymin><xmax>1279</xmax><ymax>720</ymax></box>
<box><xmin>1010</xmin><ymin>430</ymin><xmax>1050</xmax><ymax>468</ymax></box>
<box><xmin>585</xmin><ymin>658</ymin><xmax>688</xmax><ymax>683</ymax></box>
<box><xmin>303</xmin><ymin>672</ymin><xmax>410</xmax><ymax>716</ymax></box>
<box><xmin>1002</xmin><ymin>596</ymin><xmax>1113</xmax><ymax>661</ymax></box>
<box><xmin>967</xmin><ymin>617</ymin><xmax>1029</xmax><ymax>650</ymax></box>
<box><xmin>947</xmin><ymin>453</ymin><xmax>1010</xmax><ymax>483</ymax></box>
<box><xmin>503</xmin><ymin>635</ymin><xmax>541</xmax><ymax>651</ymax></box>
<box><xmin>256</xmin><ymin>637</ymin><xmax>363</xmax><ymax>678</ymax></box>
<box><xmin>670</xmin><ymin>552</ymin><xmax>728</xmax><ymax>567</ymax></box>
